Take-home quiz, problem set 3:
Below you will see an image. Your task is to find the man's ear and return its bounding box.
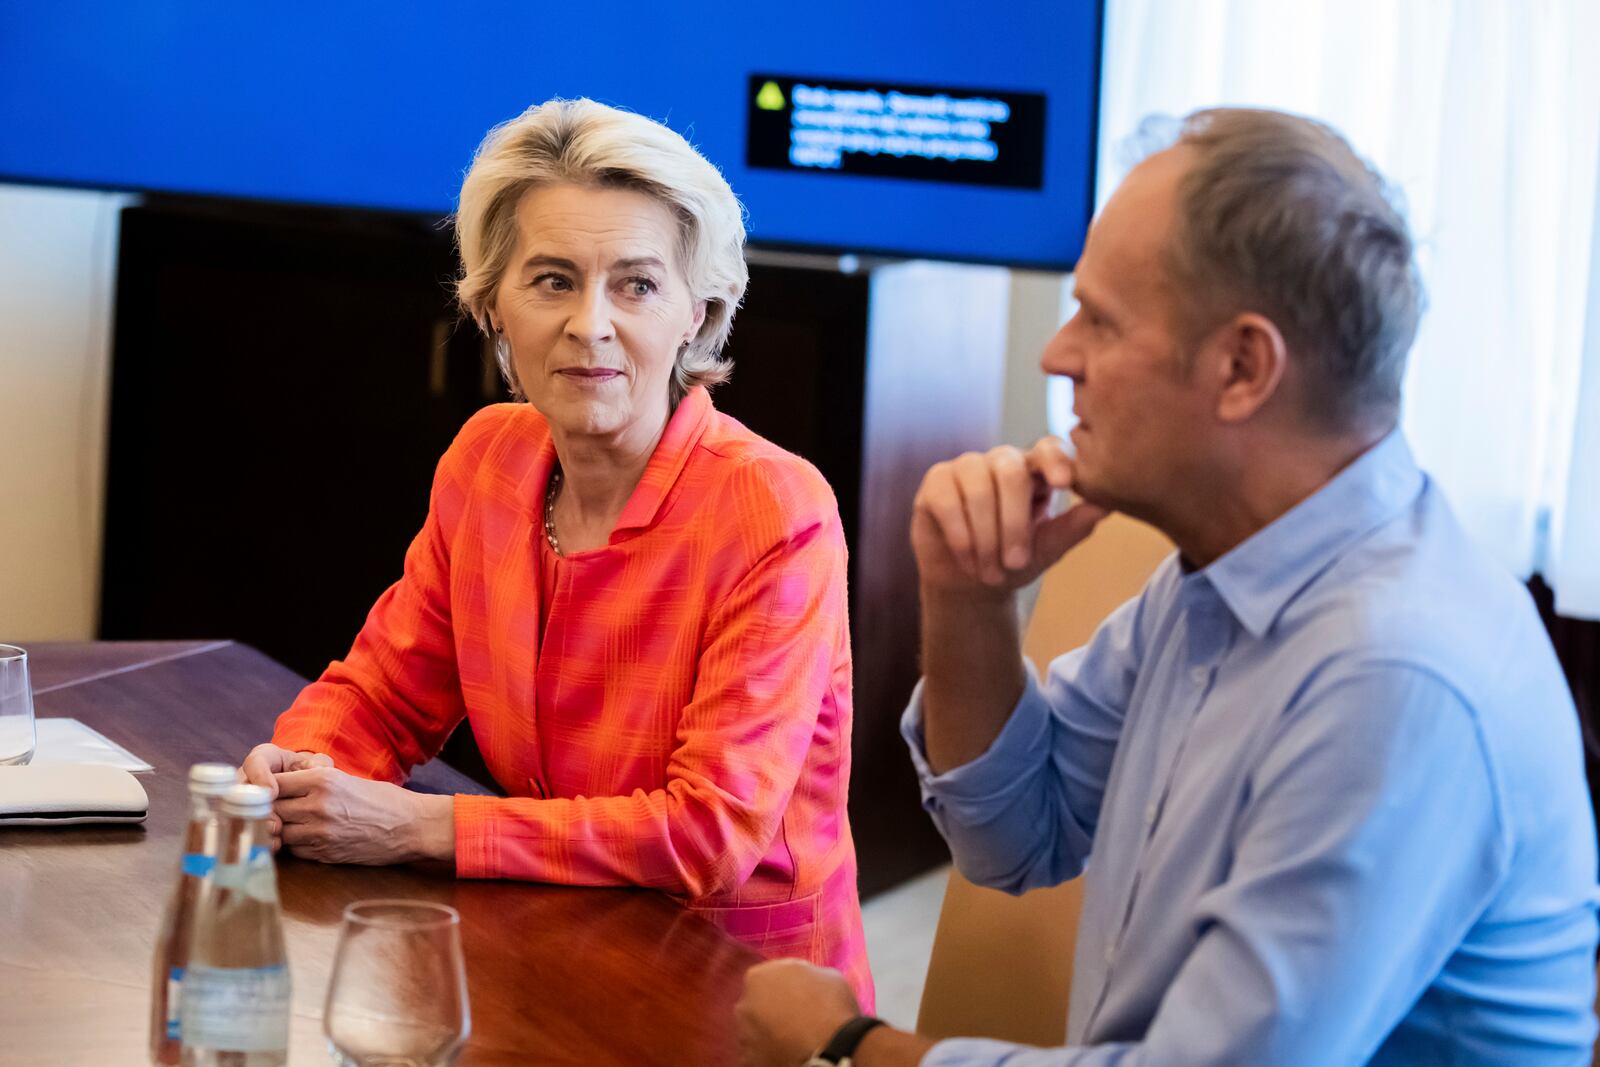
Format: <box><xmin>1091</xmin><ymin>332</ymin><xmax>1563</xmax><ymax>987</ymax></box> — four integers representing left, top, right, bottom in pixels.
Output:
<box><xmin>1207</xmin><ymin>312</ymin><xmax>1288</xmax><ymax>424</ymax></box>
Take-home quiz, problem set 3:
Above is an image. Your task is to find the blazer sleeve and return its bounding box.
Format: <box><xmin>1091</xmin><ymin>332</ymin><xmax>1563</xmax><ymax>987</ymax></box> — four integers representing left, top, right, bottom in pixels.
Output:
<box><xmin>453</xmin><ymin>457</ymin><xmax>849</xmax><ymax>900</ymax></box>
<box><xmin>269</xmin><ymin>411</ymin><xmax>501</xmax><ymax>781</ymax></box>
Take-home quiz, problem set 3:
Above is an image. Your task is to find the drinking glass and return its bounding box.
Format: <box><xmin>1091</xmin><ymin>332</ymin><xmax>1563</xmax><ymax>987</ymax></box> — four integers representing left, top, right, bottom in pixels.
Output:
<box><xmin>324</xmin><ymin>900</ymin><xmax>469</xmax><ymax>1067</ymax></box>
<box><xmin>0</xmin><ymin>644</ymin><xmax>35</xmax><ymax>766</ymax></box>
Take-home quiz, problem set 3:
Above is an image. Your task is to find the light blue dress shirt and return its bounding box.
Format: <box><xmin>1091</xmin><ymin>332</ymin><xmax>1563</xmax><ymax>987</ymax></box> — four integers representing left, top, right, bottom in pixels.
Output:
<box><xmin>903</xmin><ymin>433</ymin><xmax>1599</xmax><ymax>1066</ymax></box>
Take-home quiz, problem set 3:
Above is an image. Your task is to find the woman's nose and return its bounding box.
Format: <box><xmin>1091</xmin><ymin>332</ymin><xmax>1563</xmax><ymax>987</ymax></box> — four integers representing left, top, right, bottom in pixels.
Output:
<box><xmin>565</xmin><ymin>286</ymin><xmax>615</xmax><ymax>346</ymax></box>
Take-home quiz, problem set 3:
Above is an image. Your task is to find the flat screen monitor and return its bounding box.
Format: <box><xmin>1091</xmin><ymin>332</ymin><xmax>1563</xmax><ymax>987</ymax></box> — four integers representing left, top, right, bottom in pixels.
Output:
<box><xmin>0</xmin><ymin>1</ymin><xmax>1103</xmax><ymax>267</ymax></box>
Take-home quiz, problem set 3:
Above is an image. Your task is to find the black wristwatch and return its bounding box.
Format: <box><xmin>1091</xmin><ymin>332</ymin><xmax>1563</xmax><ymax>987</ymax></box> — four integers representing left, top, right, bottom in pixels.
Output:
<box><xmin>803</xmin><ymin>1015</ymin><xmax>886</xmax><ymax>1066</ymax></box>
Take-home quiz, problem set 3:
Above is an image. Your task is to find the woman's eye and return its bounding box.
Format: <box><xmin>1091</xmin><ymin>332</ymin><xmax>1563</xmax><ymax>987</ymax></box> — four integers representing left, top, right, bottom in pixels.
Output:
<box><xmin>623</xmin><ymin>277</ymin><xmax>658</xmax><ymax>298</ymax></box>
<box><xmin>531</xmin><ymin>273</ymin><xmax>572</xmax><ymax>291</ymax></box>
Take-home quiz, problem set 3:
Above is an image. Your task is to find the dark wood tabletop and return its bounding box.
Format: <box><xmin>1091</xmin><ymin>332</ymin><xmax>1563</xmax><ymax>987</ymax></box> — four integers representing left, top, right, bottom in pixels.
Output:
<box><xmin>0</xmin><ymin>641</ymin><xmax>760</xmax><ymax>1066</ymax></box>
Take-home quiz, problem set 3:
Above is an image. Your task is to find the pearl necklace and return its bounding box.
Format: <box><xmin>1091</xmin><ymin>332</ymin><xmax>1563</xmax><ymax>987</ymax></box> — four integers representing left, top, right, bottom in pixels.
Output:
<box><xmin>543</xmin><ymin>466</ymin><xmax>563</xmax><ymax>556</ymax></box>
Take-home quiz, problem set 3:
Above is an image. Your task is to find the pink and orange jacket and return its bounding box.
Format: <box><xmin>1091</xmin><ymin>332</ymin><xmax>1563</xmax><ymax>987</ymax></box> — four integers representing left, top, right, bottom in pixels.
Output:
<box><xmin>272</xmin><ymin>387</ymin><xmax>872</xmax><ymax>1007</ymax></box>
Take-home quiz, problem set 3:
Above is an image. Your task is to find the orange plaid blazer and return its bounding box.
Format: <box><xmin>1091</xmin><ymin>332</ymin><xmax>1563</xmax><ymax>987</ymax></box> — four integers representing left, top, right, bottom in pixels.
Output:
<box><xmin>272</xmin><ymin>387</ymin><xmax>872</xmax><ymax>1006</ymax></box>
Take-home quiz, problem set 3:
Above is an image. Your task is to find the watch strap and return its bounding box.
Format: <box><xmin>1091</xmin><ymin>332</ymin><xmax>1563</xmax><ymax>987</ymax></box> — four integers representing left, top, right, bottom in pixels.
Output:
<box><xmin>813</xmin><ymin>1015</ymin><xmax>886</xmax><ymax>1064</ymax></box>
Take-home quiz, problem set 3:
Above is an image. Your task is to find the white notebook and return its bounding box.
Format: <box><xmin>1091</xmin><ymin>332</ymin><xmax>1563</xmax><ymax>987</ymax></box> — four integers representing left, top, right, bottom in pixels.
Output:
<box><xmin>0</xmin><ymin>764</ymin><xmax>149</xmax><ymax>825</ymax></box>
<box><xmin>28</xmin><ymin>717</ymin><xmax>154</xmax><ymax>773</ymax></box>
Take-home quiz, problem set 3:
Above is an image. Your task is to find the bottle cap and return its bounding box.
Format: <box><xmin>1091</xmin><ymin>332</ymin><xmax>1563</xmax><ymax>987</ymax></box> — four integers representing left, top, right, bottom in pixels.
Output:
<box><xmin>188</xmin><ymin>762</ymin><xmax>237</xmax><ymax>797</ymax></box>
<box><xmin>221</xmin><ymin>783</ymin><xmax>273</xmax><ymax>819</ymax></box>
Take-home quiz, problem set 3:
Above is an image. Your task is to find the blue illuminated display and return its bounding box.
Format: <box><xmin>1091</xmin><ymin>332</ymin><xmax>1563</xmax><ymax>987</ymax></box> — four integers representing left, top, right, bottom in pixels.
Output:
<box><xmin>0</xmin><ymin>1</ymin><xmax>1103</xmax><ymax>267</ymax></box>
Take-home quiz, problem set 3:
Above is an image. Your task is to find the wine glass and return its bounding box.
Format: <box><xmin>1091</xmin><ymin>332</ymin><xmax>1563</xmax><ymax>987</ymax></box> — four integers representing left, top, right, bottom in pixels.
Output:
<box><xmin>0</xmin><ymin>644</ymin><xmax>35</xmax><ymax>766</ymax></box>
<box><xmin>324</xmin><ymin>900</ymin><xmax>469</xmax><ymax>1067</ymax></box>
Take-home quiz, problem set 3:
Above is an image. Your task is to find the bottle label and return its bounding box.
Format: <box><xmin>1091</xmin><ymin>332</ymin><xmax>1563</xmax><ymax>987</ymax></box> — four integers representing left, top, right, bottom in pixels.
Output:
<box><xmin>181</xmin><ymin>853</ymin><xmax>215</xmax><ymax>878</ymax></box>
<box><xmin>212</xmin><ymin>845</ymin><xmax>278</xmax><ymax>900</ymax></box>
<box><xmin>179</xmin><ymin>964</ymin><xmax>291</xmax><ymax>1052</ymax></box>
<box><xmin>165</xmin><ymin>965</ymin><xmax>183</xmax><ymax>1040</ymax></box>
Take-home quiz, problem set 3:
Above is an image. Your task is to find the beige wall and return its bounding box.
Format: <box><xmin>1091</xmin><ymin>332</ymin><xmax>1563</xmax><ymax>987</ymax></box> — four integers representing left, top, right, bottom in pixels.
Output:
<box><xmin>1000</xmin><ymin>269</ymin><xmax>1071</xmax><ymax>447</ymax></box>
<box><xmin>0</xmin><ymin>184</ymin><xmax>127</xmax><ymax>641</ymax></box>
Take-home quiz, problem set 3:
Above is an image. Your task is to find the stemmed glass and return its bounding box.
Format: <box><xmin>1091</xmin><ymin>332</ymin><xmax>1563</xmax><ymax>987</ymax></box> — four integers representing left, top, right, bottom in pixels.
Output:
<box><xmin>0</xmin><ymin>644</ymin><xmax>35</xmax><ymax>766</ymax></box>
<box><xmin>324</xmin><ymin>900</ymin><xmax>470</xmax><ymax>1067</ymax></box>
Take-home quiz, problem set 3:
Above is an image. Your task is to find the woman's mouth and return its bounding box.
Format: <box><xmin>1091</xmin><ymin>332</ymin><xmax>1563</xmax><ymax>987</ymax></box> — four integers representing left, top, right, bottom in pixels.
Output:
<box><xmin>558</xmin><ymin>368</ymin><xmax>623</xmax><ymax>383</ymax></box>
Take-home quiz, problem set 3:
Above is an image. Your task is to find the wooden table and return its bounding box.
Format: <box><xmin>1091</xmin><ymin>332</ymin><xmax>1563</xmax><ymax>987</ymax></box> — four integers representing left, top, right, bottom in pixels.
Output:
<box><xmin>0</xmin><ymin>642</ymin><xmax>760</xmax><ymax>1066</ymax></box>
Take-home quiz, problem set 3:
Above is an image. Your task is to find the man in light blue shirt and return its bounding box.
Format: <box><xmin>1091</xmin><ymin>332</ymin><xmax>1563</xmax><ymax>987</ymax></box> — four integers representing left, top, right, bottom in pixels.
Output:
<box><xmin>735</xmin><ymin>108</ymin><xmax>1599</xmax><ymax>1066</ymax></box>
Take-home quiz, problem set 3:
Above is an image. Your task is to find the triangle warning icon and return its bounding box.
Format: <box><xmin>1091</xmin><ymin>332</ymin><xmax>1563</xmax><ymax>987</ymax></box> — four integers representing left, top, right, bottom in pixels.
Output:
<box><xmin>756</xmin><ymin>81</ymin><xmax>786</xmax><ymax>111</ymax></box>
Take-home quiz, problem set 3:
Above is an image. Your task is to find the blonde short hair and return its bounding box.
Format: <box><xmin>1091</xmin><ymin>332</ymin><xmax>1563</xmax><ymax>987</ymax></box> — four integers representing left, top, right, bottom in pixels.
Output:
<box><xmin>455</xmin><ymin>98</ymin><xmax>749</xmax><ymax>404</ymax></box>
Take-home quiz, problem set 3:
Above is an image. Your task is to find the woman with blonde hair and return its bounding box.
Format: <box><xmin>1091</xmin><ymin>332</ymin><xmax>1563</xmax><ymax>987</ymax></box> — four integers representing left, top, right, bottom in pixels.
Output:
<box><xmin>242</xmin><ymin>98</ymin><xmax>872</xmax><ymax>1006</ymax></box>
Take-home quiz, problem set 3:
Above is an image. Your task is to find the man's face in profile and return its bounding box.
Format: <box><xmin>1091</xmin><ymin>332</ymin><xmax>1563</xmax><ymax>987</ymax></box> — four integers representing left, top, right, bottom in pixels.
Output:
<box><xmin>1042</xmin><ymin>147</ymin><xmax>1218</xmax><ymax>520</ymax></box>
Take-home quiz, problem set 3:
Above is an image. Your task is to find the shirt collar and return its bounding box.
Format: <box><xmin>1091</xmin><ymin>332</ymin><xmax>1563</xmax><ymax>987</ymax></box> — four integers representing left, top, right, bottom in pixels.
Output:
<box><xmin>1201</xmin><ymin>431</ymin><xmax>1425</xmax><ymax>639</ymax></box>
<box><xmin>609</xmin><ymin>385</ymin><xmax>713</xmax><ymax>540</ymax></box>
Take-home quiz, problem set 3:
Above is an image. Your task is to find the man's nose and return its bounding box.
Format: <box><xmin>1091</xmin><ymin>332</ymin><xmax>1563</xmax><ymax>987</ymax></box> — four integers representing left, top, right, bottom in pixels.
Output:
<box><xmin>1040</xmin><ymin>323</ymin><xmax>1084</xmax><ymax>381</ymax></box>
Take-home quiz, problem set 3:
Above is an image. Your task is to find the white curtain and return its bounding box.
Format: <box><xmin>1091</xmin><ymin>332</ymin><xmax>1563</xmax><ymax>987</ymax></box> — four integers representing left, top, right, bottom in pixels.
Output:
<box><xmin>1087</xmin><ymin>0</ymin><xmax>1600</xmax><ymax>617</ymax></box>
<box><xmin>1551</xmin><ymin>157</ymin><xmax>1600</xmax><ymax>616</ymax></box>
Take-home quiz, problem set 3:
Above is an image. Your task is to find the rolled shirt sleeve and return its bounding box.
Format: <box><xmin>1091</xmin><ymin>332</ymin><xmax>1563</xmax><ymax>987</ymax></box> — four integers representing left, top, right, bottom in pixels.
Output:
<box><xmin>903</xmin><ymin>669</ymin><xmax>1075</xmax><ymax>892</ymax></box>
<box><xmin>902</xmin><ymin>590</ymin><xmax>1149</xmax><ymax>896</ymax></box>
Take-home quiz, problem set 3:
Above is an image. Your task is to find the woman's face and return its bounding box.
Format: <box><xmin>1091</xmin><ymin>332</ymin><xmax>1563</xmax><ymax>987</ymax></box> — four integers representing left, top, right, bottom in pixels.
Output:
<box><xmin>491</xmin><ymin>183</ymin><xmax>705</xmax><ymax>448</ymax></box>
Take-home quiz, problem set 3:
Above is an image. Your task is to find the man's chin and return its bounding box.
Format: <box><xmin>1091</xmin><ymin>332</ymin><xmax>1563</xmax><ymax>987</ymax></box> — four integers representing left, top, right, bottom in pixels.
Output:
<box><xmin>1068</xmin><ymin>479</ymin><xmax>1126</xmax><ymax>520</ymax></box>
<box><xmin>1068</xmin><ymin>474</ymin><xmax>1107</xmax><ymax>509</ymax></box>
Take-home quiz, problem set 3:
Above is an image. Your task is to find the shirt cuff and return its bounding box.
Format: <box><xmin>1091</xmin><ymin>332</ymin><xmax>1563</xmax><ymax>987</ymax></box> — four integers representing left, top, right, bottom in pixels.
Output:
<box><xmin>900</xmin><ymin>663</ymin><xmax>1054</xmax><ymax>819</ymax></box>
<box><xmin>452</xmin><ymin>792</ymin><xmax>501</xmax><ymax>878</ymax></box>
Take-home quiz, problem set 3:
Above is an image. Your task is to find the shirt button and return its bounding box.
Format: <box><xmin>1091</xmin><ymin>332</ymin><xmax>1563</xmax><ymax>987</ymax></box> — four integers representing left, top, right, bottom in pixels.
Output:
<box><xmin>1104</xmin><ymin>945</ymin><xmax>1115</xmax><ymax>965</ymax></box>
<box><xmin>1144</xmin><ymin>803</ymin><xmax>1158</xmax><ymax>827</ymax></box>
<box><xmin>1190</xmin><ymin>666</ymin><xmax>1209</xmax><ymax>685</ymax></box>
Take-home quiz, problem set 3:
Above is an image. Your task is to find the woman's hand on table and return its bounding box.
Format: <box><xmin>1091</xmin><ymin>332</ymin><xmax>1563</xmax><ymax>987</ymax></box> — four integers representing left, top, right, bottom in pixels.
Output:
<box><xmin>272</xmin><ymin>765</ymin><xmax>455</xmax><ymax>865</ymax></box>
<box><xmin>241</xmin><ymin>742</ymin><xmax>335</xmax><ymax>851</ymax></box>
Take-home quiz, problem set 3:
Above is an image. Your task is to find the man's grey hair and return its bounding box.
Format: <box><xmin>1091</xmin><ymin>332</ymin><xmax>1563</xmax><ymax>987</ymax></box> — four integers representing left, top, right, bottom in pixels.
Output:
<box><xmin>1150</xmin><ymin>108</ymin><xmax>1425</xmax><ymax>430</ymax></box>
<box><xmin>454</xmin><ymin>98</ymin><xmax>748</xmax><ymax>406</ymax></box>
